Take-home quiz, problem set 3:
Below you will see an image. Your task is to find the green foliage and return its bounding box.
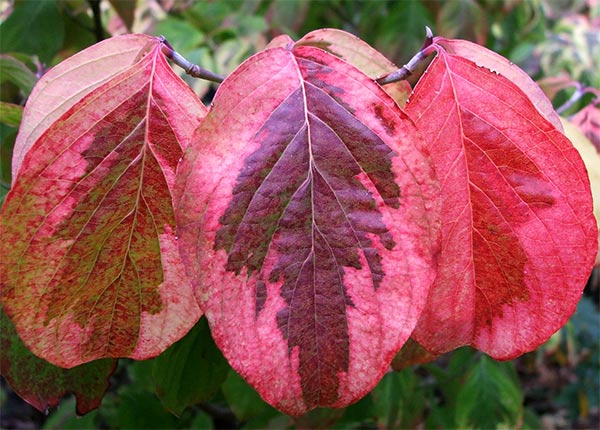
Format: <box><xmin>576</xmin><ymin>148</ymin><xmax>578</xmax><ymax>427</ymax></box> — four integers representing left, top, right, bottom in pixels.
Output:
<box><xmin>154</xmin><ymin>0</ymin><xmax>268</xmax><ymax>99</ymax></box>
<box><xmin>221</xmin><ymin>370</ymin><xmax>279</xmax><ymax>424</ymax></box>
<box><xmin>454</xmin><ymin>356</ymin><xmax>523</xmax><ymax>428</ymax></box>
<box><xmin>0</xmin><ymin>1</ymin><xmax>64</xmax><ymax>63</ymax></box>
<box><xmin>371</xmin><ymin>369</ymin><xmax>426</xmax><ymax>429</ymax></box>
<box><xmin>0</xmin><ymin>127</ymin><xmax>15</xmax><ymax>203</ymax></box>
<box><xmin>0</xmin><ymin>55</ymin><xmax>36</xmax><ymax>97</ymax></box>
<box><xmin>152</xmin><ymin>318</ymin><xmax>230</xmax><ymax>416</ymax></box>
<box><xmin>537</xmin><ymin>296</ymin><xmax>600</xmax><ymax>422</ymax></box>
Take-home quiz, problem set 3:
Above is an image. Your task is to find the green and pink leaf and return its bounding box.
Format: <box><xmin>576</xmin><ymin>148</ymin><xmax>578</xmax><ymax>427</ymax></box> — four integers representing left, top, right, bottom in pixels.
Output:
<box><xmin>0</xmin><ymin>306</ymin><xmax>116</xmax><ymax>414</ymax></box>
<box><xmin>0</xmin><ymin>36</ymin><xmax>204</xmax><ymax>367</ymax></box>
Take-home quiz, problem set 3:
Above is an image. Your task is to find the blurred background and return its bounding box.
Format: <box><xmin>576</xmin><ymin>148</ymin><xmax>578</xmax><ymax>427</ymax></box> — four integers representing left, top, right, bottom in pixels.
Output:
<box><xmin>0</xmin><ymin>1</ymin><xmax>598</xmax><ymax>429</ymax></box>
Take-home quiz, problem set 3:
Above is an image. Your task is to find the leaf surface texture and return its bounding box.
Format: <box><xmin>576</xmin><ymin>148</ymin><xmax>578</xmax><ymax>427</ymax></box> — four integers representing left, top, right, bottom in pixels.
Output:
<box><xmin>406</xmin><ymin>43</ymin><xmax>598</xmax><ymax>358</ymax></box>
<box><xmin>175</xmin><ymin>45</ymin><xmax>440</xmax><ymax>415</ymax></box>
<box><xmin>0</xmin><ymin>37</ymin><xmax>204</xmax><ymax>367</ymax></box>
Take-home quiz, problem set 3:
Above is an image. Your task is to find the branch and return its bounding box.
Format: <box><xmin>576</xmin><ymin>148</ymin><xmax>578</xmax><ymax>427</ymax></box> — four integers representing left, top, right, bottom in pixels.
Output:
<box><xmin>376</xmin><ymin>27</ymin><xmax>436</xmax><ymax>85</ymax></box>
<box><xmin>87</xmin><ymin>0</ymin><xmax>105</xmax><ymax>42</ymax></box>
<box><xmin>555</xmin><ymin>83</ymin><xmax>600</xmax><ymax>115</ymax></box>
<box><xmin>159</xmin><ymin>36</ymin><xmax>225</xmax><ymax>84</ymax></box>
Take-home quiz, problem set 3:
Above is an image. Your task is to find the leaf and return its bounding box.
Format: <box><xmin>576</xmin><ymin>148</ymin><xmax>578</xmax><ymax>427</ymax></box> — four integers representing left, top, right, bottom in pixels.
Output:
<box><xmin>0</xmin><ymin>54</ymin><xmax>37</xmax><ymax>95</ymax></box>
<box><xmin>221</xmin><ymin>370</ymin><xmax>279</xmax><ymax>422</ymax></box>
<box><xmin>153</xmin><ymin>317</ymin><xmax>230</xmax><ymax>416</ymax></box>
<box><xmin>0</xmin><ymin>306</ymin><xmax>116</xmax><ymax>415</ymax></box>
<box><xmin>0</xmin><ymin>128</ymin><xmax>16</xmax><ymax>205</ymax></box>
<box><xmin>434</xmin><ymin>37</ymin><xmax>564</xmax><ymax>132</ymax></box>
<box><xmin>108</xmin><ymin>0</ymin><xmax>137</xmax><ymax>31</ymax></box>
<box><xmin>370</xmin><ymin>370</ymin><xmax>425</xmax><ymax>429</ymax></box>
<box><xmin>0</xmin><ymin>36</ymin><xmax>205</xmax><ymax>367</ymax></box>
<box><xmin>571</xmin><ymin>103</ymin><xmax>600</xmax><ymax>152</ymax></box>
<box><xmin>436</xmin><ymin>0</ymin><xmax>487</xmax><ymax>46</ymax></box>
<box><xmin>293</xmin><ymin>407</ymin><xmax>345</xmax><ymax>429</ymax></box>
<box><xmin>561</xmin><ymin>118</ymin><xmax>600</xmax><ymax>266</ymax></box>
<box><xmin>11</xmin><ymin>33</ymin><xmax>155</xmax><ymax>183</ymax></box>
<box><xmin>295</xmin><ymin>29</ymin><xmax>411</xmax><ymax>106</ymax></box>
<box><xmin>102</xmin><ymin>384</ymin><xmax>181</xmax><ymax>430</ymax></box>
<box><xmin>391</xmin><ymin>337</ymin><xmax>439</xmax><ymax>371</ymax></box>
<box><xmin>373</xmin><ymin>1</ymin><xmax>433</xmax><ymax>65</ymax></box>
<box><xmin>0</xmin><ymin>0</ymin><xmax>64</xmax><ymax>64</ymax></box>
<box><xmin>175</xmin><ymin>44</ymin><xmax>440</xmax><ymax>415</ymax></box>
<box><xmin>406</xmin><ymin>42</ymin><xmax>598</xmax><ymax>359</ymax></box>
<box><xmin>0</xmin><ymin>102</ymin><xmax>23</xmax><ymax>128</ymax></box>
<box><xmin>41</xmin><ymin>398</ymin><xmax>99</xmax><ymax>429</ymax></box>
<box><xmin>454</xmin><ymin>356</ymin><xmax>523</xmax><ymax>429</ymax></box>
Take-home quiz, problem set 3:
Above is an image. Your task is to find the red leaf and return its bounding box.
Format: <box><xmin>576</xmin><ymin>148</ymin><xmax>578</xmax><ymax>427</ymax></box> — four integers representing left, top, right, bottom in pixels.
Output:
<box><xmin>406</xmin><ymin>43</ymin><xmax>598</xmax><ymax>359</ymax></box>
<box><xmin>0</xmin><ymin>306</ymin><xmax>117</xmax><ymax>414</ymax></box>
<box><xmin>175</xmin><ymin>45</ymin><xmax>440</xmax><ymax>415</ymax></box>
<box><xmin>0</xmin><ymin>36</ymin><xmax>204</xmax><ymax>367</ymax></box>
<box><xmin>434</xmin><ymin>37</ymin><xmax>564</xmax><ymax>132</ymax></box>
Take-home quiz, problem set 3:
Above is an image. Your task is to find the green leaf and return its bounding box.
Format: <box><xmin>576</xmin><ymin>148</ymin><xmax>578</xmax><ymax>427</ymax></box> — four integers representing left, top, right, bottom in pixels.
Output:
<box><xmin>222</xmin><ymin>370</ymin><xmax>278</xmax><ymax>422</ymax></box>
<box><xmin>0</xmin><ymin>55</ymin><xmax>37</xmax><ymax>96</ymax></box>
<box><xmin>127</xmin><ymin>358</ymin><xmax>158</xmax><ymax>393</ymax></box>
<box><xmin>0</xmin><ymin>306</ymin><xmax>117</xmax><ymax>415</ymax></box>
<box><xmin>455</xmin><ymin>355</ymin><xmax>523</xmax><ymax>429</ymax></box>
<box><xmin>155</xmin><ymin>18</ymin><xmax>206</xmax><ymax>52</ymax></box>
<box><xmin>436</xmin><ymin>0</ymin><xmax>488</xmax><ymax>45</ymax></box>
<box><xmin>370</xmin><ymin>370</ymin><xmax>425</xmax><ymax>429</ymax></box>
<box><xmin>374</xmin><ymin>1</ymin><xmax>433</xmax><ymax>64</ymax></box>
<box><xmin>293</xmin><ymin>408</ymin><xmax>345</xmax><ymax>429</ymax></box>
<box><xmin>0</xmin><ymin>102</ymin><xmax>23</xmax><ymax>128</ymax></box>
<box><xmin>189</xmin><ymin>410</ymin><xmax>214</xmax><ymax>429</ymax></box>
<box><xmin>0</xmin><ymin>0</ymin><xmax>65</xmax><ymax>63</ymax></box>
<box><xmin>336</xmin><ymin>395</ymin><xmax>376</xmax><ymax>429</ymax></box>
<box><xmin>184</xmin><ymin>1</ymin><xmax>233</xmax><ymax>33</ymax></box>
<box><xmin>42</xmin><ymin>398</ymin><xmax>98</xmax><ymax>429</ymax></box>
<box><xmin>102</xmin><ymin>386</ymin><xmax>180</xmax><ymax>430</ymax></box>
<box><xmin>0</xmin><ymin>126</ymin><xmax>16</xmax><ymax>204</ymax></box>
<box><xmin>153</xmin><ymin>318</ymin><xmax>230</xmax><ymax>416</ymax></box>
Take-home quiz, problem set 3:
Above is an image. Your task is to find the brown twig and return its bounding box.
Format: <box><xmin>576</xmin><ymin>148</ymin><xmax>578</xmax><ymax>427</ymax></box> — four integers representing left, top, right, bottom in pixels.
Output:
<box><xmin>376</xmin><ymin>27</ymin><xmax>436</xmax><ymax>85</ymax></box>
<box><xmin>159</xmin><ymin>36</ymin><xmax>225</xmax><ymax>84</ymax></box>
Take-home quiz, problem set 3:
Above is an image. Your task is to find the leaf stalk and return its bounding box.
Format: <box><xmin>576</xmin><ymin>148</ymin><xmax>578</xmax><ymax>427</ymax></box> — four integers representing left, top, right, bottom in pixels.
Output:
<box><xmin>376</xmin><ymin>27</ymin><xmax>436</xmax><ymax>85</ymax></box>
<box><xmin>159</xmin><ymin>36</ymin><xmax>225</xmax><ymax>84</ymax></box>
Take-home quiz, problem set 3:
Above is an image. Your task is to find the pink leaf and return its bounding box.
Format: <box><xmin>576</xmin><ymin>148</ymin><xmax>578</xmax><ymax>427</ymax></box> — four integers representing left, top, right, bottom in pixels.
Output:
<box><xmin>571</xmin><ymin>103</ymin><xmax>600</xmax><ymax>152</ymax></box>
<box><xmin>0</xmin><ymin>36</ymin><xmax>204</xmax><ymax>367</ymax></box>
<box><xmin>12</xmin><ymin>34</ymin><xmax>156</xmax><ymax>182</ymax></box>
<box><xmin>296</xmin><ymin>29</ymin><xmax>412</xmax><ymax>106</ymax></box>
<box><xmin>406</xmin><ymin>44</ymin><xmax>597</xmax><ymax>359</ymax></box>
<box><xmin>175</xmin><ymin>45</ymin><xmax>440</xmax><ymax>415</ymax></box>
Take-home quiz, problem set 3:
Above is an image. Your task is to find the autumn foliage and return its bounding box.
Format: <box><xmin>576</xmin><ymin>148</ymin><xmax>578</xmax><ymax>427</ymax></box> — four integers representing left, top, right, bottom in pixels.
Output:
<box><xmin>0</xmin><ymin>31</ymin><xmax>597</xmax><ymax>416</ymax></box>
